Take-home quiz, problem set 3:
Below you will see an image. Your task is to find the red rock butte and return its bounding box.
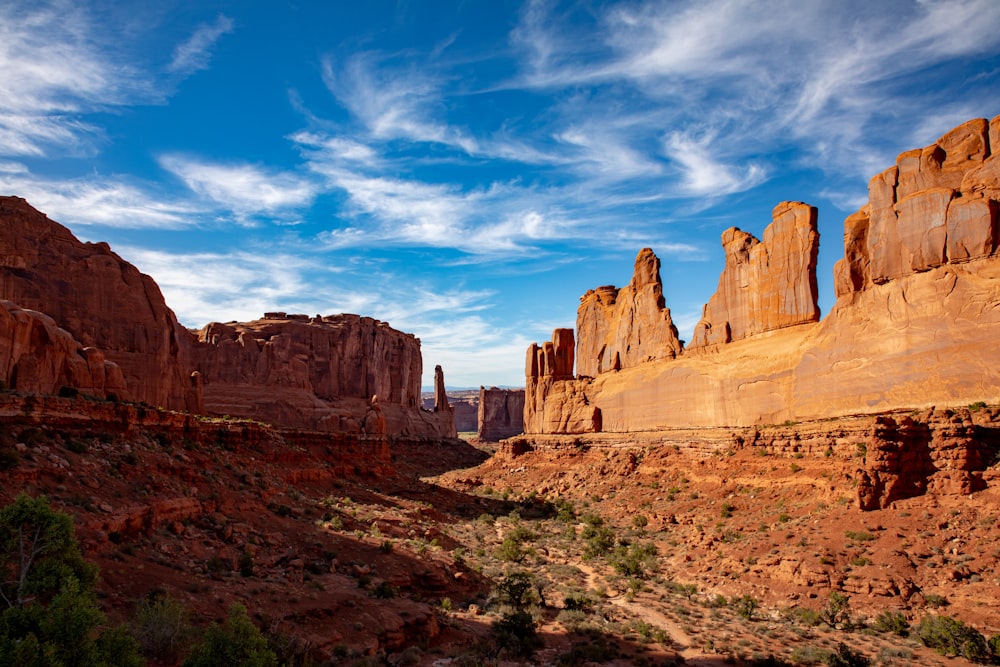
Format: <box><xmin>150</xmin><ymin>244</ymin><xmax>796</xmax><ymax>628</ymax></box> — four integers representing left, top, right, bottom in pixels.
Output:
<box><xmin>0</xmin><ymin>197</ymin><xmax>455</xmax><ymax>440</ymax></box>
<box><xmin>526</xmin><ymin>116</ymin><xmax>1000</xmax><ymax>434</ymax></box>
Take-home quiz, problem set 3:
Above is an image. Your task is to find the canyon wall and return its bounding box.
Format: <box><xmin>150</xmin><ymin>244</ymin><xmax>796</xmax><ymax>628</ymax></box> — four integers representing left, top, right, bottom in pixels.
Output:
<box><xmin>190</xmin><ymin>314</ymin><xmax>455</xmax><ymax>438</ymax></box>
<box><xmin>690</xmin><ymin>201</ymin><xmax>820</xmax><ymax>348</ymax></box>
<box><xmin>0</xmin><ymin>197</ymin><xmax>455</xmax><ymax>440</ymax></box>
<box><xmin>477</xmin><ymin>387</ymin><xmax>524</xmax><ymax>441</ymax></box>
<box><xmin>0</xmin><ymin>196</ymin><xmax>202</xmax><ymax>412</ymax></box>
<box><xmin>525</xmin><ymin>116</ymin><xmax>1000</xmax><ymax>434</ymax></box>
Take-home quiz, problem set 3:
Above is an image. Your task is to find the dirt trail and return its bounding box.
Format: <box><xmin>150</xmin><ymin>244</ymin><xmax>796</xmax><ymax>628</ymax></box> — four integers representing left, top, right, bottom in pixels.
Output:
<box><xmin>575</xmin><ymin>561</ymin><xmax>731</xmax><ymax>666</ymax></box>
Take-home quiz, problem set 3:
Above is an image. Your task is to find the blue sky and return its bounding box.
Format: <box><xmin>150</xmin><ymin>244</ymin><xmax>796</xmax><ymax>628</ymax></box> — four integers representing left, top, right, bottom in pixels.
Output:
<box><xmin>2</xmin><ymin>0</ymin><xmax>999</xmax><ymax>389</ymax></box>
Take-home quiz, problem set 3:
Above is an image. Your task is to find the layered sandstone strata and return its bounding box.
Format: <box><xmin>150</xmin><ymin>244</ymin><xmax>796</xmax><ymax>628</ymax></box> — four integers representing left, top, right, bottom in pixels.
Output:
<box><xmin>525</xmin><ymin>115</ymin><xmax>1000</xmax><ymax>434</ymax></box>
<box><xmin>477</xmin><ymin>387</ymin><xmax>524</xmax><ymax>441</ymax></box>
<box><xmin>191</xmin><ymin>314</ymin><xmax>454</xmax><ymax>438</ymax></box>
<box><xmin>690</xmin><ymin>201</ymin><xmax>820</xmax><ymax>347</ymax></box>
<box><xmin>0</xmin><ymin>197</ymin><xmax>202</xmax><ymax>412</ymax></box>
<box><xmin>0</xmin><ymin>197</ymin><xmax>455</xmax><ymax>440</ymax></box>
<box><xmin>576</xmin><ymin>248</ymin><xmax>683</xmax><ymax>377</ymax></box>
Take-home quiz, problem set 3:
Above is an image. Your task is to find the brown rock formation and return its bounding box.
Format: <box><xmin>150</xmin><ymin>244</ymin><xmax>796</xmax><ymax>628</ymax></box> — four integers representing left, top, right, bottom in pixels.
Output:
<box><xmin>433</xmin><ymin>365</ymin><xmax>449</xmax><ymax>412</ymax></box>
<box><xmin>0</xmin><ymin>196</ymin><xmax>202</xmax><ymax>412</ymax></box>
<box><xmin>576</xmin><ymin>248</ymin><xmax>682</xmax><ymax>377</ymax></box>
<box><xmin>525</xmin><ymin>328</ymin><xmax>599</xmax><ymax>434</ymax></box>
<box><xmin>856</xmin><ymin>408</ymin><xmax>999</xmax><ymax>510</ymax></box>
<box><xmin>477</xmin><ymin>387</ymin><xmax>524</xmax><ymax>441</ymax></box>
<box><xmin>835</xmin><ymin>117</ymin><xmax>999</xmax><ymax>294</ymax></box>
<box><xmin>525</xmin><ymin>115</ymin><xmax>1000</xmax><ymax>435</ymax></box>
<box><xmin>690</xmin><ymin>201</ymin><xmax>820</xmax><ymax>347</ymax></box>
<box><xmin>0</xmin><ymin>300</ymin><xmax>127</xmax><ymax>398</ymax></box>
<box><xmin>190</xmin><ymin>314</ymin><xmax>455</xmax><ymax>438</ymax></box>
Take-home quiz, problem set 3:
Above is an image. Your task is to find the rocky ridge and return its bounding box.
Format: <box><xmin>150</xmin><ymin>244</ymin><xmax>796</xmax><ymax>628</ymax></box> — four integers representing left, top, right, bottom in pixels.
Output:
<box><xmin>525</xmin><ymin>116</ymin><xmax>1000</xmax><ymax>437</ymax></box>
<box><xmin>0</xmin><ymin>197</ymin><xmax>455</xmax><ymax>439</ymax></box>
<box><xmin>0</xmin><ymin>196</ymin><xmax>202</xmax><ymax>413</ymax></box>
<box><xmin>477</xmin><ymin>386</ymin><xmax>524</xmax><ymax>441</ymax></box>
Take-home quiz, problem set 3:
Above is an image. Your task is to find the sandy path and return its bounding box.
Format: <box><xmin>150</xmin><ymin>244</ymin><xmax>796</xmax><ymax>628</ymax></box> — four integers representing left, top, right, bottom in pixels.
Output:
<box><xmin>576</xmin><ymin>561</ymin><xmax>732</xmax><ymax>666</ymax></box>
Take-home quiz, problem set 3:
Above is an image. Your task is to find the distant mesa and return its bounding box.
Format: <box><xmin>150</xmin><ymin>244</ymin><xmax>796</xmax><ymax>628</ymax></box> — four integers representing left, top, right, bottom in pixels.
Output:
<box><xmin>0</xmin><ymin>195</ymin><xmax>455</xmax><ymax>441</ymax></box>
<box><xmin>526</xmin><ymin>115</ymin><xmax>1000</xmax><ymax>434</ymax></box>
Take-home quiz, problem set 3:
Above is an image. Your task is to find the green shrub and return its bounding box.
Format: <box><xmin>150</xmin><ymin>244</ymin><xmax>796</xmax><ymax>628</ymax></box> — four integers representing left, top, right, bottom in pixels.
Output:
<box><xmin>916</xmin><ymin>615</ymin><xmax>990</xmax><ymax>662</ymax></box>
<box><xmin>0</xmin><ymin>494</ymin><xmax>143</xmax><ymax>667</ymax></box>
<box><xmin>872</xmin><ymin>610</ymin><xmax>909</xmax><ymax>636</ymax></box>
<box><xmin>845</xmin><ymin>530</ymin><xmax>876</xmax><ymax>542</ymax></box>
<box><xmin>821</xmin><ymin>591</ymin><xmax>851</xmax><ymax>627</ymax></box>
<box><xmin>823</xmin><ymin>643</ymin><xmax>870</xmax><ymax>667</ymax></box>
<box><xmin>495</xmin><ymin>571</ymin><xmax>537</xmax><ymax>609</ymax></box>
<box><xmin>182</xmin><ymin>604</ymin><xmax>278</xmax><ymax>667</ymax></box>
<box><xmin>492</xmin><ymin>610</ymin><xmax>539</xmax><ymax>659</ymax></box>
<box><xmin>580</xmin><ymin>515</ymin><xmax>616</xmax><ymax>558</ymax></box>
<box><xmin>131</xmin><ymin>590</ymin><xmax>193</xmax><ymax>663</ymax></box>
<box><xmin>734</xmin><ymin>594</ymin><xmax>759</xmax><ymax>620</ymax></box>
<box><xmin>608</xmin><ymin>541</ymin><xmax>657</xmax><ymax>578</ymax></box>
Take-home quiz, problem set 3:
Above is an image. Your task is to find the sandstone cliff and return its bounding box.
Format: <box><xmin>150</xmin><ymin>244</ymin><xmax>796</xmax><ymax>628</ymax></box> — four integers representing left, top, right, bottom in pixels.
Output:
<box><xmin>190</xmin><ymin>314</ymin><xmax>455</xmax><ymax>438</ymax></box>
<box><xmin>576</xmin><ymin>248</ymin><xmax>683</xmax><ymax>377</ymax></box>
<box><xmin>0</xmin><ymin>196</ymin><xmax>202</xmax><ymax>412</ymax></box>
<box><xmin>0</xmin><ymin>197</ymin><xmax>455</xmax><ymax>440</ymax></box>
<box><xmin>0</xmin><ymin>300</ymin><xmax>127</xmax><ymax>398</ymax></box>
<box><xmin>477</xmin><ymin>387</ymin><xmax>525</xmax><ymax>441</ymax></box>
<box><xmin>690</xmin><ymin>201</ymin><xmax>820</xmax><ymax>347</ymax></box>
<box><xmin>525</xmin><ymin>115</ymin><xmax>1000</xmax><ymax>434</ymax></box>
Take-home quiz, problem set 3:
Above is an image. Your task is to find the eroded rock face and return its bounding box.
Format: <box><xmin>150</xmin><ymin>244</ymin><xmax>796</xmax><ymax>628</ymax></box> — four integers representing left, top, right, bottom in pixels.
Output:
<box><xmin>191</xmin><ymin>314</ymin><xmax>455</xmax><ymax>438</ymax></box>
<box><xmin>477</xmin><ymin>387</ymin><xmax>524</xmax><ymax>441</ymax></box>
<box><xmin>524</xmin><ymin>116</ymin><xmax>1000</xmax><ymax>437</ymax></box>
<box><xmin>835</xmin><ymin>117</ymin><xmax>999</xmax><ymax>295</ymax></box>
<box><xmin>0</xmin><ymin>196</ymin><xmax>202</xmax><ymax>412</ymax></box>
<box><xmin>857</xmin><ymin>409</ymin><xmax>999</xmax><ymax>510</ymax></box>
<box><xmin>576</xmin><ymin>248</ymin><xmax>682</xmax><ymax>377</ymax></box>
<box><xmin>0</xmin><ymin>300</ymin><xmax>127</xmax><ymax>398</ymax></box>
<box><xmin>690</xmin><ymin>201</ymin><xmax>820</xmax><ymax>347</ymax></box>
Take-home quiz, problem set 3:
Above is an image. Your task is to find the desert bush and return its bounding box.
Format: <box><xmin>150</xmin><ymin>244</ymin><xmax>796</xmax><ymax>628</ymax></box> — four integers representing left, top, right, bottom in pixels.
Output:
<box><xmin>823</xmin><ymin>643</ymin><xmax>871</xmax><ymax>667</ymax></box>
<box><xmin>495</xmin><ymin>571</ymin><xmax>537</xmax><ymax>609</ymax></box>
<box><xmin>789</xmin><ymin>646</ymin><xmax>832</xmax><ymax>664</ymax></box>
<box><xmin>734</xmin><ymin>594</ymin><xmax>759</xmax><ymax>620</ymax></box>
<box><xmin>923</xmin><ymin>593</ymin><xmax>948</xmax><ymax>608</ymax></box>
<box><xmin>845</xmin><ymin>530</ymin><xmax>876</xmax><ymax>542</ymax></box>
<box><xmin>182</xmin><ymin>603</ymin><xmax>278</xmax><ymax>667</ymax></box>
<box><xmin>555</xmin><ymin>639</ymin><xmax>619</xmax><ymax>666</ymax></box>
<box><xmin>872</xmin><ymin>610</ymin><xmax>909</xmax><ymax>636</ymax></box>
<box><xmin>821</xmin><ymin>591</ymin><xmax>852</xmax><ymax>627</ymax></box>
<box><xmin>492</xmin><ymin>610</ymin><xmax>539</xmax><ymax>659</ymax></box>
<box><xmin>580</xmin><ymin>514</ymin><xmax>616</xmax><ymax>558</ymax></box>
<box><xmin>131</xmin><ymin>590</ymin><xmax>193</xmax><ymax>663</ymax></box>
<box><xmin>916</xmin><ymin>614</ymin><xmax>990</xmax><ymax>662</ymax></box>
<box><xmin>608</xmin><ymin>541</ymin><xmax>657</xmax><ymax>578</ymax></box>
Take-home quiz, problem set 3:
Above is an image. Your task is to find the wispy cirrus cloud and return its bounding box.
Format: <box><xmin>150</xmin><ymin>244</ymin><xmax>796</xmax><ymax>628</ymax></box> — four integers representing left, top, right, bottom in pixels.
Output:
<box><xmin>158</xmin><ymin>154</ymin><xmax>318</xmax><ymax>220</ymax></box>
<box><xmin>510</xmin><ymin>0</ymin><xmax>1000</xmax><ymax>179</ymax></box>
<box><xmin>0</xmin><ymin>2</ymin><xmax>140</xmax><ymax>157</ymax></box>
<box><xmin>168</xmin><ymin>14</ymin><xmax>233</xmax><ymax>76</ymax></box>
<box><xmin>0</xmin><ymin>170</ymin><xmax>198</xmax><ymax>228</ymax></box>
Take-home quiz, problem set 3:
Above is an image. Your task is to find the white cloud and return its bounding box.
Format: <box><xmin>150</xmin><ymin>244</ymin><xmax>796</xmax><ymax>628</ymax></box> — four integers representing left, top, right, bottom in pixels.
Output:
<box><xmin>664</xmin><ymin>132</ymin><xmax>766</xmax><ymax>197</ymax></box>
<box><xmin>322</xmin><ymin>52</ymin><xmax>479</xmax><ymax>153</ymax></box>
<box><xmin>0</xmin><ymin>171</ymin><xmax>197</xmax><ymax>228</ymax></box>
<box><xmin>121</xmin><ymin>246</ymin><xmax>325</xmax><ymax>327</ymax></box>
<box><xmin>159</xmin><ymin>155</ymin><xmax>318</xmax><ymax>218</ymax></box>
<box><xmin>168</xmin><ymin>14</ymin><xmax>233</xmax><ymax>75</ymax></box>
<box><xmin>0</xmin><ymin>2</ymin><xmax>137</xmax><ymax>157</ymax></box>
<box><xmin>509</xmin><ymin>0</ymin><xmax>1000</xmax><ymax>181</ymax></box>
